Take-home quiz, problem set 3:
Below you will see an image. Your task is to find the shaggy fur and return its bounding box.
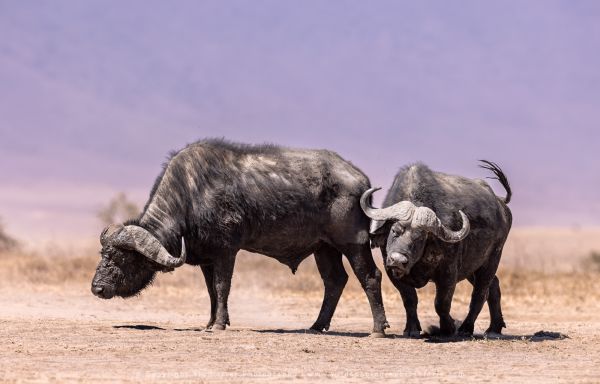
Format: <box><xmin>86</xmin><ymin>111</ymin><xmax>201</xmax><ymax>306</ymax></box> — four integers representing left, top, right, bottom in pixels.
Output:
<box><xmin>92</xmin><ymin>139</ymin><xmax>388</xmax><ymax>335</ymax></box>
<box><xmin>370</xmin><ymin>161</ymin><xmax>512</xmax><ymax>337</ymax></box>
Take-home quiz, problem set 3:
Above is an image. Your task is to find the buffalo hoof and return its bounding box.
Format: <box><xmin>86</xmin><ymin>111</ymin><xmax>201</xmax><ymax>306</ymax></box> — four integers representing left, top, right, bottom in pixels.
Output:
<box><xmin>403</xmin><ymin>321</ymin><xmax>422</xmax><ymax>338</ymax></box>
<box><xmin>485</xmin><ymin>327</ymin><xmax>504</xmax><ymax>336</ymax></box>
<box><xmin>485</xmin><ymin>321</ymin><xmax>506</xmax><ymax>335</ymax></box>
<box><xmin>484</xmin><ymin>331</ymin><xmax>503</xmax><ymax>339</ymax></box>
<box><xmin>403</xmin><ymin>330</ymin><xmax>422</xmax><ymax>338</ymax></box>
<box><xmin>439</xmin><ymin>322</ymin><xmax>456</xmax><ymax>336</ymax></box>
<box><xmin>457</xmin><ymin>323</ymin><xmax>474</xmax><ymax>336</ymax></box>
<box><xmin>212</xmin><ymin>324</ymin><xmax>226</xmax><ymax>331</ymax></box>
<box><xmin>309</xmin><ymin>323</ymin><xmax>329</xmax><ymax>333</ymax></box>
<box><xmin>306</xmin><ymin>328</ymin><xmax>323</xmax><ymax>335</ymax></box>
<box><xmin>426</xmin><ymin>320</ymin><xmax>456</xmax><ymax>337</ymax></box>
<box><xmin>369</xmin><ymin>331</ymin><xmax>386</xmax><ymax>339</ymax></box>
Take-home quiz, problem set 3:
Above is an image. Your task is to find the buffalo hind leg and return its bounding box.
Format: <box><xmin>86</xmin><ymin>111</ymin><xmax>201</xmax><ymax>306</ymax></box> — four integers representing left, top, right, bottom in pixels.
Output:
<box><xmin>310</xmin><ymin>244</ymin><xmax>348</xmax><ymax>332</ymax></box>
<box><xmin>466</xmin><ymin>275</ymin><xmax>505</xmax><ymax>334</ymax></box>
<box><xmin>340</xmin><ymin>243</ymin><xmax>389</xmax><ymax>337</ymax></box>
<box><xmin>434</xmin><ymin>279</ymin><xmax>457</xmax><ymax>336</ymax></box>
<box><xmin>485</xmin><ymin>276</ymin><xmax>506</xmax><ymax>334</ymax></box>
<box><xmin>211</xmin><ymin>250</ymin><xmax>237</xmax><ymax>330</ymax></box>
<box><xmin>458</xmin><ymin>249</ymin><xmax>502</xmax><ymax>336</ymax></box>
<box><xmin>200</xmin><ymin>264</ymin><xmax>217</xmax><ymax>329</ymax></box>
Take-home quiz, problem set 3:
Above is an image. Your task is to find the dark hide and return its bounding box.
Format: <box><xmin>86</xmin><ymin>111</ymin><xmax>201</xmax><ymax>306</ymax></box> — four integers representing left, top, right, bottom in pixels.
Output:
<box><xmin>92</xmin><ymin>139</ymin><xmax>388</xmax><ymax>335</ymax></box>
<box><xmin>371</xmin><ymin>161</ymin><xmax>512</xmax><ymax>336</ymax></box>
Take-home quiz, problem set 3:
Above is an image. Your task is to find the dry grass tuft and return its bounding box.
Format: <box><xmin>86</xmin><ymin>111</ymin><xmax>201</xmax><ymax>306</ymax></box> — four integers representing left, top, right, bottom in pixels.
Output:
<box><xmin>0</xmin><ymin>248</ymin><xmax>98</xmax><ymax>286</ymax></box>
<box><xmin>2</xmin><ymin>228</ymin><xmax>600</xmax><ymax>306</ymax></box>
<box><xmin>2</xmin><ymin>246</ymin><xmax>600</xmax><ymax>307</ymax></box>
<box><xmin>0</xmin><ymin>218</ymin><xmax>19</xmax><ymax>253</ymax></box>
<box><xmin>582</xmin><ymin>250</ymin><xmax>600</xmax><ymax>273</ymax></box>
<box><xmin>496</xmin><ymin>268</ymin><xmax>600</xmax><ymax>305</ymax></box>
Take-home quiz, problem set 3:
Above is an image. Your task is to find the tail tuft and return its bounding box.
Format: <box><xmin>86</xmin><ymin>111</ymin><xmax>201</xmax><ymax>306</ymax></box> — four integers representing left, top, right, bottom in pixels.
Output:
<box><xmin>479</xmin><ymin>160</ymin><xmax>512</xmax><ymax>204</ymax></box>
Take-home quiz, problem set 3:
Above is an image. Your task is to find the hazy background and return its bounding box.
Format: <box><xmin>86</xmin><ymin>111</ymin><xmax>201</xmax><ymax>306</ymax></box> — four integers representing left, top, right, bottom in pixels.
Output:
<box><xmin>1</xmin><ymin>0</ymin><xmax>599</xmax><ymax>243</ymax></box>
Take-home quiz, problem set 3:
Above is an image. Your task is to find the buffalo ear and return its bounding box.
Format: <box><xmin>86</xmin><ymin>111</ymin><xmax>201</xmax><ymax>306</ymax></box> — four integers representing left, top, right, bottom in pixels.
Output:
<box><xmin>369</xmin><ymin>220</ymin><xmax>390</xmax><ymax>249</ymax></box>
<box><xmin>369</xmin><ymin>220</ymin><xmax>388</xmax><ymax>235</ymax></box>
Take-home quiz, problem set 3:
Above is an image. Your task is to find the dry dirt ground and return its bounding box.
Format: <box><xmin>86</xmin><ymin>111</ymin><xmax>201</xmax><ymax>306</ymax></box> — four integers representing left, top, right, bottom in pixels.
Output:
<box><xmin>2</xmin><ymin>229</ymin><xmax>600</xmax><ymax>383</ymax></box>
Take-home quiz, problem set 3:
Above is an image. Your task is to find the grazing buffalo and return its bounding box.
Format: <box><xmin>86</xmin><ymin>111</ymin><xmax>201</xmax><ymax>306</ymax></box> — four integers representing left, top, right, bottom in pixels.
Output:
<box><xmin>361</xmin><ymin>161</ymin><xmax>512</xmax><ymax>336</ymax></box>
<box><xmin>92</xmin><ymin>139</ymin><xmax>389</xmax><ymax>336</ymax></box>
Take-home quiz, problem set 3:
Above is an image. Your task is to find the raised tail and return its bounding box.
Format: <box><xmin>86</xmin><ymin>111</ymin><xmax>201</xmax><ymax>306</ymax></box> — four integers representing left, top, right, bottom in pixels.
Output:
<box><xmin>479</xmin><ymin>160</ymin><xmax>512</xmax><ymax>204</ymax></box>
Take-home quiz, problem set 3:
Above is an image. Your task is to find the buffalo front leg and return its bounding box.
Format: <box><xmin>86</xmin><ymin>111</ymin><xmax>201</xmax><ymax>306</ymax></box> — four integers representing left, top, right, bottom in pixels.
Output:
<box><xmin>211</xmin><ymin>250</ymin><xmax>237</xmax><ymax>330</ymax></box>
<box><xmin>388</xmin><ymin>271</ymin><xmax>421</xmax><ymax>337</ymax></box>
<box><xmin>200</xmin><ymin>264</ymin><xmax>217</xmax><ymax>329</ymax></box>
<box><xmin>310</xmin><ymin>244</ymin><xmax>348</xmax><ymax>332</ymax></box>
<box><xmin>341</xmin><ymin>243</ymin><xmax>389</xmax><ymax>337</ymax></box>
<box><xmin>382</xmin><ymin>249</ymin><xmax>421</xmax><ymax>337</ymax></box>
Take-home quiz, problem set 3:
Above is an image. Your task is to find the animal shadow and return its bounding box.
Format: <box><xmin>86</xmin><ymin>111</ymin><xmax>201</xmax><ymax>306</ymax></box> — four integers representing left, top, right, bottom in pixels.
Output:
<box><xmin>113</xmin><ymin>324</ymin><xmax>209</xmax><ymax>332</ymax></box>
<box><xmin>173</xmin><ymin>327</ymin><xmax>205</xmax><ymax>332</ymax></box>
<box><xmin>254</xmin><ymin>329</ymin><xmax>370</xmax><ymax>338</ymax></box>
<box><xmin>113</xmin><ymin>324</ymin><xmax>166</xmax><ymax>331</ymax></box>
<box><xmin>424</xmin><ymin>330</ymin><xmax>569</xmax><ymax>344</ymax></box>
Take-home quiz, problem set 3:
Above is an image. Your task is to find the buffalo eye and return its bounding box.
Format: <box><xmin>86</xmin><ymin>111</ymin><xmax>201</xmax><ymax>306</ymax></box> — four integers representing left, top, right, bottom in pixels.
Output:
<box><xmin>391</xmin><ymin>225</ymin><xmax>405</xmax><ymax>237</ymax></box>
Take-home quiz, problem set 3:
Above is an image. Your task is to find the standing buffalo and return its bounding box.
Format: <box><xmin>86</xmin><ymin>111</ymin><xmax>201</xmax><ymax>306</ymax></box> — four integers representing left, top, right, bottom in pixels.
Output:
<box><xmin>92</xmin><ymin>139</ymin><xmax>389</xmax><ymax>336</ymax></box>
<box><xmin>361</xmin><ymin>161</ymin><xmax>512</xmax><ymax>336</ymax></box>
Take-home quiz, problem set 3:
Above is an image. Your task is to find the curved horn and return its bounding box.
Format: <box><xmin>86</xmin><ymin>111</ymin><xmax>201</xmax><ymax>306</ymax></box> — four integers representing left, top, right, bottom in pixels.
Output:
<box><xmin>433</xmin><ymin>210</ymin><xmax>470</xmax><ymax>243</ymax></box>
<box><xmin>100</xmin><ymin>224</ymin><xmax>125</xmax><ymax>246</ymax></box>
<box><xmin>410</xmin><ymin>207</ymin><xmax>470</xmax><ymax>243</ymax></box>
<box><xmin>115</xmin><ymin>226</ymin><xmax>187</xmax><ymax>268</ymax></box>
<box><xmin>360</xmin><ymin>188</ymin><xmax>416</xmax><ymax>222</ymax></box>
<box><xmin>360</xmin><ymin>187</ymin><xmax>386</xmax><ymax>220</ymax></box>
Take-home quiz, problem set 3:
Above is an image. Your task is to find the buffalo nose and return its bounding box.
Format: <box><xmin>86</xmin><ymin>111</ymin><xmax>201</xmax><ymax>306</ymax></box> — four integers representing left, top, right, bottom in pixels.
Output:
<box><xmin>389</xmin><ymin>252</ymin><xmax>408</xmax><ymax>267</ymax></box>
<box><xmin>91</xmin><ymin>285</ymin><xmax>104</xmax><ymax>295</ymax></box>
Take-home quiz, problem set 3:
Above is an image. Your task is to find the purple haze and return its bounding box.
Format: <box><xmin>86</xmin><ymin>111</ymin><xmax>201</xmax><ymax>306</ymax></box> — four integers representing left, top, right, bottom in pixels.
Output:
<box><xmin>1</xmin><ymin>1</ymin><xmax>599</xmax><ymax>240</ymax></box>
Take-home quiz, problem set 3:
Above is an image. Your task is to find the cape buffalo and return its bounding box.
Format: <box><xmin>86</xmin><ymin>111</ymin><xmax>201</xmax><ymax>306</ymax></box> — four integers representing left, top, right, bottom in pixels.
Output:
<box><xmin>361</xmin><ymin>161</ymin><xmax>512</xmax><ymax>336</ymax></box>
<box><xmin>91</xmin><ymin>139</ymin><xmax>389</xmax><ymax>336</ymax></box>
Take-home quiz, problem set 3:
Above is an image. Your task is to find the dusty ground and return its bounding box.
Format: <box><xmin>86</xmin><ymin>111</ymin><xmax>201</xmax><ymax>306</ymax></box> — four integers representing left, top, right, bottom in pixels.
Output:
<box><xmin>2</xmin><ymin>229</ymin><xmax>600</xmax><ymax>383</ymax></box>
